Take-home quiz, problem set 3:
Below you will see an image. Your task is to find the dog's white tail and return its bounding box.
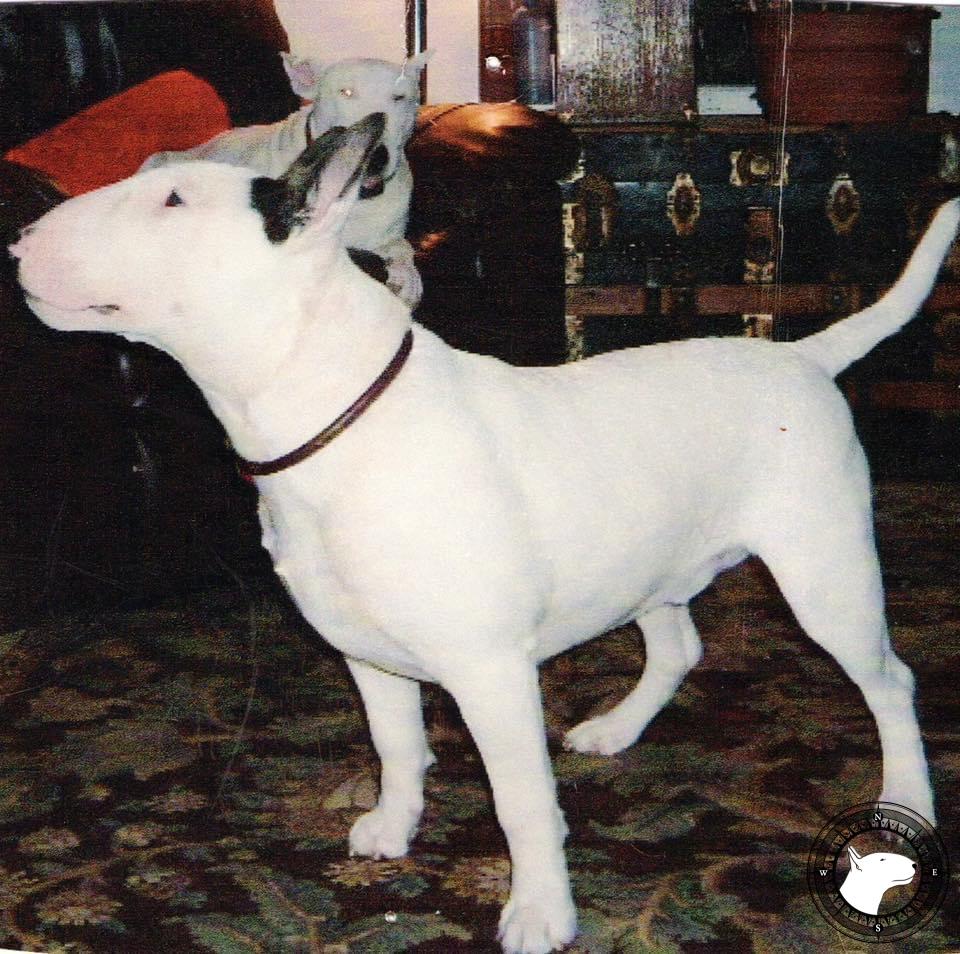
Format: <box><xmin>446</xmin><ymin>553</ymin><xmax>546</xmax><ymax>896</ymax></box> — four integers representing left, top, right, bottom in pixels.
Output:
<box><xmin>793</xmin><ymin>198</ymin><xmax>960</xmax><ymax>378</ymax></box>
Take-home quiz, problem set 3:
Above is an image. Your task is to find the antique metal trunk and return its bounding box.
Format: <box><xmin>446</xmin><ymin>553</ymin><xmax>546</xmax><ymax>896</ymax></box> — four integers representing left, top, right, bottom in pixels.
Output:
<box><xmin>562</xmin><ymin>116</ymin><xmax>960</xmax><ymax>353</ymax></box>
<box><xmin>561</xmin><ymin>116</ymin><xmax>960</xmax><ymax>475</ymax></box>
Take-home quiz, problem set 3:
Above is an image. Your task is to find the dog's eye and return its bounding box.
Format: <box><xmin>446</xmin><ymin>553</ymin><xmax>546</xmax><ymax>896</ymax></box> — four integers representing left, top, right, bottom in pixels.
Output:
<box><xmin>164</xmin><ymin>190</ymin><xmax>185</xmax><ymax>208</ymax></box>
<box><xmin>393</xmin><ymin>93</ymin><xmax>406</xmax><ymax>101</ymax></box>
<box><xmin>340</xmin><ymin>87</ymin><xmax>354</xmax><ymax>98</ymax></box>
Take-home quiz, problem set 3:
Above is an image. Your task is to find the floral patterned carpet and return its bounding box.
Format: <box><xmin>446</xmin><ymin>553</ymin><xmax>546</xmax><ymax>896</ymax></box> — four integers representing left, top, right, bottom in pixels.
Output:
<box><xmin>1</xmin><ymin>480</ymin><xmax>958</xmax><ymax>954</ymax></box>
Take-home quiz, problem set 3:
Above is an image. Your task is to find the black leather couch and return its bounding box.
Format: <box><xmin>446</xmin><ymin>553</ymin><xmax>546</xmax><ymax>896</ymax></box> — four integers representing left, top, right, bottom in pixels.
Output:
<box><xmin>0</xmin><ymin>1</ymin><xmax>578</xmax><ymax>620</ymax></box>
<box><xmin>0</xmin><ymin>0</ymin><xmax>297</xmax><ymax>149</ymax></box>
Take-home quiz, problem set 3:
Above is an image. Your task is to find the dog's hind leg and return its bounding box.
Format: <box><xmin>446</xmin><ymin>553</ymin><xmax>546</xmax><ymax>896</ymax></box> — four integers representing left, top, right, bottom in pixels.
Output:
<box><xmin>346</xmin><ymin>658</ymin><xmax>436</xmax><ymax>859</ymax></box>
<box><xmin>564</xmin><ymin>604</ymin><xmax>702</xmax><ymax>756</ymax></box>
<box><xmin>753</xmin><ymin>480</ymin><xmax>935</xmax><ymax>824</ymax></box>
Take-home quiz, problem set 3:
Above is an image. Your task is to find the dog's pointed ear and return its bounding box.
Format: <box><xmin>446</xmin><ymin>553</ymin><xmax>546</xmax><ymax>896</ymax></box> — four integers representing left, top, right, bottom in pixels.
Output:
<box><xmin>281</xmin><ymin>52</ymin><xmax>324</xmax><ymax>98</ymax></box>
<box><xmin>848</xmin><ymin>845</ymin><xmax>863</xmax><ymax>871</ymax></box>
<box><xmin>405</xmin><ymin>49</ymin><xmax>434</xmax><ymax>74</ymax></box>
<box><xmin>251</xmin><ymin>113</ymin><xmax>386</xmax><ymax>244</ymax></box>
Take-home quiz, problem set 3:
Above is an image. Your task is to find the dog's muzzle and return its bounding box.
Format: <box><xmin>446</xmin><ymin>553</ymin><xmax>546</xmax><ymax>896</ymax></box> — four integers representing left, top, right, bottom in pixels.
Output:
<box><xmin>360</xmin><ymin>144</ymin><xmax>389</xmax><ymax>199</ymax></box>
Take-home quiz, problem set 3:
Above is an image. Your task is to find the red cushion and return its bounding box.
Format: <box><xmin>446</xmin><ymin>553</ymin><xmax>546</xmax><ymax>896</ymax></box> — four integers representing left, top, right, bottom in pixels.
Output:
<box><xmin>4</xmin><ymin>70</ymin><xmax>231</xmax><ymax>196</ymax></box>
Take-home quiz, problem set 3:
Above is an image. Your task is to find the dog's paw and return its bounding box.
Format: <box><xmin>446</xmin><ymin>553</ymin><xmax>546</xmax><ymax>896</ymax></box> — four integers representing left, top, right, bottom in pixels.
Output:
<box><xmin>386</xmin><ymin>260</ymin><xmax>423</xmax><ymax>310</ymax></box>
<box><xmin>348</xmin><ymin>806</ymin><xmax>416</xmax><ymax>859</ymax></box>
<box><xmin>563</xmin><ymin>714</ymin><xmax>637</xmax><ymax>756</ymax></box>
<box><xmin>498</xmin><ymin>894</ymin><xmax>577</xmax><ymax>954</ymax></box>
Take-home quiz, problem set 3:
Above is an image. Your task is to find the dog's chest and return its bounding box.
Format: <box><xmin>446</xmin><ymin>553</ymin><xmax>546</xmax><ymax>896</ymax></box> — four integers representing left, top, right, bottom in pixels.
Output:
<box><xmin>257</xmin><ymin>494</ymin><xmax>431</xmax><ymax>680</ymax></box>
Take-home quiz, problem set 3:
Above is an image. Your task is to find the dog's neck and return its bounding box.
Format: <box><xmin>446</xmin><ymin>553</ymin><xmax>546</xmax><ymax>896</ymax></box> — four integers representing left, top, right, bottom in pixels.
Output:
<box><xmin>202</xmin><ymin>255</ymin><xmax>413</xmax><ymax>466</ymax></box>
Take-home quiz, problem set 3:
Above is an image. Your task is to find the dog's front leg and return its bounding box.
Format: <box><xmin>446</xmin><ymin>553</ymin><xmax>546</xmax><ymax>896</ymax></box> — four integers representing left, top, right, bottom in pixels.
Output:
<box><xmin>442</xmin><ymin>656</ymin><xmax>577</xmax><ymax>954</ymax></box>
<box><xmin>378</xmin><ymin>237</ymin><xmax>423</xmax><ymax>309</ymax></box>
<box><xmin>346</xmin><ymin>658</ymin><xmax>435</xmax><ymax>859</ymax></box>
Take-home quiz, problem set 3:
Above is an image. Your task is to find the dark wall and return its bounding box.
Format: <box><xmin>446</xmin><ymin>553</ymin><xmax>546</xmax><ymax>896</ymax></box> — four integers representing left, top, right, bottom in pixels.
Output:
<box><xmin>0</xmin><ymin>161</ymin><xmax>272</xmax><ymax>623</ymax></box>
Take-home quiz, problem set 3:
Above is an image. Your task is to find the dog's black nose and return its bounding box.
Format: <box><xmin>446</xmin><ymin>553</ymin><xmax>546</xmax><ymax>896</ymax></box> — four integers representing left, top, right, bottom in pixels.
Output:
<box><xmin>367</xmin><ymin>144</ymin><xmax>389</xmax><ymax>177</ymax></box>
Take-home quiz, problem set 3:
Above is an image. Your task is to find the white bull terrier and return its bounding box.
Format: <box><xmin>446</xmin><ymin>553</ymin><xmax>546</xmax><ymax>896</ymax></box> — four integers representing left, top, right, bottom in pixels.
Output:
<box><xmin>840</xmin><ymin>845</ymin><xmax>917</xmax><ymax>915</ymax></box>
<box><xmin>11</xmin><ymin>114</ymin><xmax>954</xmax><ymax>954</ymax></box>
<box><xmin>140</xmin><ymin>53</ymin><xmax>431</xmax><ymax>307</ymax></box>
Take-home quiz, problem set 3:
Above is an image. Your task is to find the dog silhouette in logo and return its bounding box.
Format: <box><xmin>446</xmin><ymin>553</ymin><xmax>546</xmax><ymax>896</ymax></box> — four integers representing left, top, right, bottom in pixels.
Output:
<box><xmin>839</xmin><ymin>845</ymin><xmax>917</xmax><ymax>915</ymax></box>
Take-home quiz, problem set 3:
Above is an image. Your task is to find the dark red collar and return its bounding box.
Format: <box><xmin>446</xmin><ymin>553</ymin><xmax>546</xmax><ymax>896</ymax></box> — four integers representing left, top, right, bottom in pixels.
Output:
<box><xmin>237</xmin><ymin>329</ymin><xmax>414</xmax><ymax>479</ymax></box>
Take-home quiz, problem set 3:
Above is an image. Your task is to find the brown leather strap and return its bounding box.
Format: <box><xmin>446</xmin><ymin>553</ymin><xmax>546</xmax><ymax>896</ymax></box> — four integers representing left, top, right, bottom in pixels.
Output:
<box><xmin>237</xmin><ymin>329</ymin><xmax>414</xmax><ymax>478</ymax></box>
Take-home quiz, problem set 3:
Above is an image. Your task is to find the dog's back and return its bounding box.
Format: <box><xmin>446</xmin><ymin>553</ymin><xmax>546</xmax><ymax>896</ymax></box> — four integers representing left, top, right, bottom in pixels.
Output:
<box><xmin>139</xmin><ymin>106</ymin><xmax>315</xmax><ymax>178</ymax></box>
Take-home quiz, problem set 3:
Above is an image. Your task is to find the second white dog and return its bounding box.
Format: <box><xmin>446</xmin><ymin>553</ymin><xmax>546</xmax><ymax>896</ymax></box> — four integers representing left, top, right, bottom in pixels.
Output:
<box><xmin>140</xmin><ymin>53</ymin><xmax>431</xmax><ymax>306</ymax></box>
<box><xmin>11</xmin><ymin>116</ymin><xmax>954</xmax><ymax>954</ymax></box>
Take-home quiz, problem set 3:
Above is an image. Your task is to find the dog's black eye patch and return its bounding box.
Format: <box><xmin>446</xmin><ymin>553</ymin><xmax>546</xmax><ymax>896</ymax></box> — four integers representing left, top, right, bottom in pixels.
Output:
<box><xmin>164</xmin><ymin>190</ymin><xmax>184</xmax><ymax>208</ymax></box>
<box><xmin>250</xmin><ymin>176</ymin><xmax>296</xmax><ymax>244</ymax></box>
